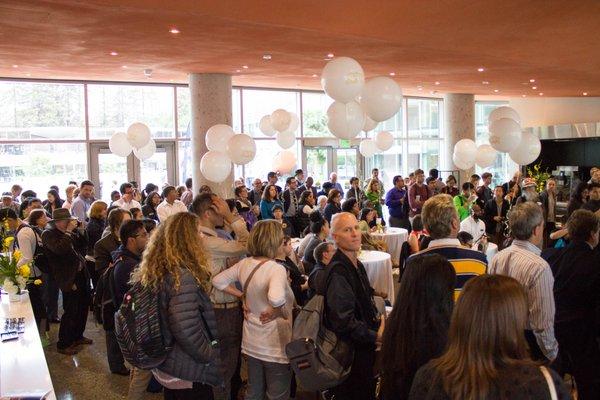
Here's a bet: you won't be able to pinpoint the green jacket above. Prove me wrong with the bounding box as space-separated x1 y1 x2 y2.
453 194 471 221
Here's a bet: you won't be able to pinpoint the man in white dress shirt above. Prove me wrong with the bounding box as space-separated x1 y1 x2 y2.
156 185 187 223
112 182 141 211
459 203 486 244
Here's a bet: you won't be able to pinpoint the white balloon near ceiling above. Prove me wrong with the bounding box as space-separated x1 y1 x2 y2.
359 139 378 157
453 139 478 165
374 131 394 151
206 124 235 152
489 118 522 153
320 57 365 103
109 131 133 157
227 134 256 165
133 138 156 161
126 122 152 149
270 109 291 132
363 116 378 132
326 100 365 139
453 152 475 170
360 77 403 122
276 130 296 149
272 150 297 174
259 115 277 137
488 106 521 125
475 144 498 168
509 131 541 165
200 151 232 182
284 112 300 134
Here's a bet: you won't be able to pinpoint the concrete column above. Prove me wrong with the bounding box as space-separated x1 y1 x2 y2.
444 93 475 184
189 73 233 199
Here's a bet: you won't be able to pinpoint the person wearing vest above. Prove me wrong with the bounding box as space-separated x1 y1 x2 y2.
282 176 300 236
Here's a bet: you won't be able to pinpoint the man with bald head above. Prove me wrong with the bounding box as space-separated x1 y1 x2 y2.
320 212 384 400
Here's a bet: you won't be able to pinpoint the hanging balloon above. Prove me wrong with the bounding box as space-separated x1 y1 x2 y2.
360 77 403 122
126 122 152 149
374 131 394 151
326 100 365 139
363 116 378 132
283 112 300 134
109 132 133 157
475 144 497 168
489 118 522 153
270 109 291 132
272 150 297 174
276 130 295 149
359 139 378 157
453 152 474 170
259 115 277 137
206 124 235 152
133 138 156 161
488 106 520 125
200 151 232 182
508 131 541 165
453 139 478 165
226 134 256 165
320 57 365 103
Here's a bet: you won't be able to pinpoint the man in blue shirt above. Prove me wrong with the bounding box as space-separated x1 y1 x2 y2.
70 180 95 224
385 175 410 230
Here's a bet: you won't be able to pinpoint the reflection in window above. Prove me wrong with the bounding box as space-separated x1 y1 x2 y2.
0 81 85 140
0 143 87 197
88 84 175 139
242 90 300 137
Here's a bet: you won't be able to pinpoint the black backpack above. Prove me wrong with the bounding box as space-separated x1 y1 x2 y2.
93 265 118 330
15 225 51 274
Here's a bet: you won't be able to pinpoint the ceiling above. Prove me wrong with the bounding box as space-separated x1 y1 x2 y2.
0 0 599 97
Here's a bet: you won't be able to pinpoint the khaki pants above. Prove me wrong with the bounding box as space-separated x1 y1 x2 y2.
128 367 152 400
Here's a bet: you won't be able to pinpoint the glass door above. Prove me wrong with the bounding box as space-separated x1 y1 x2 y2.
305 147 331 187
135 142 176 191
304 146 359 190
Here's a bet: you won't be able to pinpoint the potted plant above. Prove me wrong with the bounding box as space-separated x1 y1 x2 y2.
0 222 41 301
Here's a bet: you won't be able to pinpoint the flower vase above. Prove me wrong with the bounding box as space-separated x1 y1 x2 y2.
8 291 21 302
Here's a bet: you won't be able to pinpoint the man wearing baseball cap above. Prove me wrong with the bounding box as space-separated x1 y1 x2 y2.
41 208 90 355
1 192 19 214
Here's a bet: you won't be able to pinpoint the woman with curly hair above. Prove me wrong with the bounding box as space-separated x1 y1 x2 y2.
366 179 385 225
130 212 222 399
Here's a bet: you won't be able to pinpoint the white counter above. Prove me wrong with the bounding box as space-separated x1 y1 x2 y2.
0 291 56 399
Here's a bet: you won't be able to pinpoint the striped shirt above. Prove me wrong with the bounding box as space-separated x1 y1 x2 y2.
489 239 558 361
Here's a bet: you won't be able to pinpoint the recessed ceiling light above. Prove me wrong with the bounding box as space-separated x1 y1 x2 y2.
110 51 118 56
12 64 18 68
482 81 489 85
242 65 249 69
522 94 526 97
532 86 537 90
121 65 127 69
477 67 485 72
262 54 272 60
529 79 535 83
583 92 588 96
236 69 241 73
312 74 318 78
169 28 180 34
327 53 334 58
539 92 544 96
389 72 395 76
434 81 440 85
494 89 499 93
417 86 423 91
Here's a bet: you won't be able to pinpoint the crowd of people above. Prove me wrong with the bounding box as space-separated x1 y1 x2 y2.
1 164 599 400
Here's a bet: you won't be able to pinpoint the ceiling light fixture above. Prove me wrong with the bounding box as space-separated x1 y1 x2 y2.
583 92 588 96
169 28 180 34
539 92 544 96
327 53 334 58
110 51 118 56
242 65 249 69
236 69 241 73
262 54 272 60
434 81 440 85
25 73 31 77
12 64 18 68
529 79 535 83
482 81 489 85
417 86 423 91
312 74 318 78
532 86 537 90
477 67 485 72
494 89 499 93
522 94 526 97
121 65 127 69
389 72 395 76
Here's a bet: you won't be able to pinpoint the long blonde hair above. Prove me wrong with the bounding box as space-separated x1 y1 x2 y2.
131 212 211 291
431 274 531 400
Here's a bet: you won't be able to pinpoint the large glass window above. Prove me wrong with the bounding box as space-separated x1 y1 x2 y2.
242 89 300 137
88 84 175 139
177 88 241 138
243 139 301 186
0 81 85 140
302 92 332 137
407 99 441 138
178 140 192 186
365 141 403 189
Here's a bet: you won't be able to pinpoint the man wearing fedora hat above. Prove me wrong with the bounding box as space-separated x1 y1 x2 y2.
42 208 91 355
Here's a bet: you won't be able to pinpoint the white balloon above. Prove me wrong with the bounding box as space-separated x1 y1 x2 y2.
374 131 394 151
363 116 378 132
272 150 297 174
326 101 365 139
276 130 295 149
226 134 256 165
206 124 235 152
126 122 151 149
259 115 276 137
453 152 474 170
360 77 403 122
359 139 378 157
270 109 291 132
509 131 541 165
320 57 365 103
200 151 232 183
453 139 477 165
283 112 300 133
475 144 498 168
488 106 520 125
109 132 133 157
133 139 156 161
489 118 522 153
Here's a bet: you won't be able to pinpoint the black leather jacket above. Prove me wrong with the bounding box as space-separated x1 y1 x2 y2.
41 223 88 292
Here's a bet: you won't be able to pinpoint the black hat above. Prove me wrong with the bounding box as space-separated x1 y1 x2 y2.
50 208 77 222
0 208 18 220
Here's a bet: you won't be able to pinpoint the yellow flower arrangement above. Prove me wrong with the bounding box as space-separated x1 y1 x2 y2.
19 264 30 278
13 249 22 262
34 279 42 286
0 221 40 294
2 236 14 252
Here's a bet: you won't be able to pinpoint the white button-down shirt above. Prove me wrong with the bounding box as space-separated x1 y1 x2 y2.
112 198 141 212
460 216 486 243
156 199 188 222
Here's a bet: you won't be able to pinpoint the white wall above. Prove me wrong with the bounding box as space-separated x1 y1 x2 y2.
509 97 600 128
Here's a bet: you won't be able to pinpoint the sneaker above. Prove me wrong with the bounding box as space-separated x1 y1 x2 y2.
57 345 79 355
73 336 93 345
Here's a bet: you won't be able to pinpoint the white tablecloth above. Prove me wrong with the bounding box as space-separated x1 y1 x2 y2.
359 250 395 304
0 291 56 399
371 227 408 266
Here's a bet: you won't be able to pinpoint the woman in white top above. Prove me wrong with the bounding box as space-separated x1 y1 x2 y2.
213 219 294 400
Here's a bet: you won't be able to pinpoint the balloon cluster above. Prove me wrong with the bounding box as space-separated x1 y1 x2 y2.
258 109 300 150
452 106 541 170
200 125 257 183
109 122 156 161
320 57 402 156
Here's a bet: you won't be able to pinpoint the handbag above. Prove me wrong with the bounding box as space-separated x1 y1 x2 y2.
539 365 558 400
240 259 268 310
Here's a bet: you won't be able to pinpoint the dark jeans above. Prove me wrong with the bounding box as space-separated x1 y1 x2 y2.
212 306 243 400
27 280 47 332
43 272 60 320
57 270 90 349
106 329 127 372
555 321 600 400
388 216 411 232
164 382 214 400
330 345 376 400
245 356 291 400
